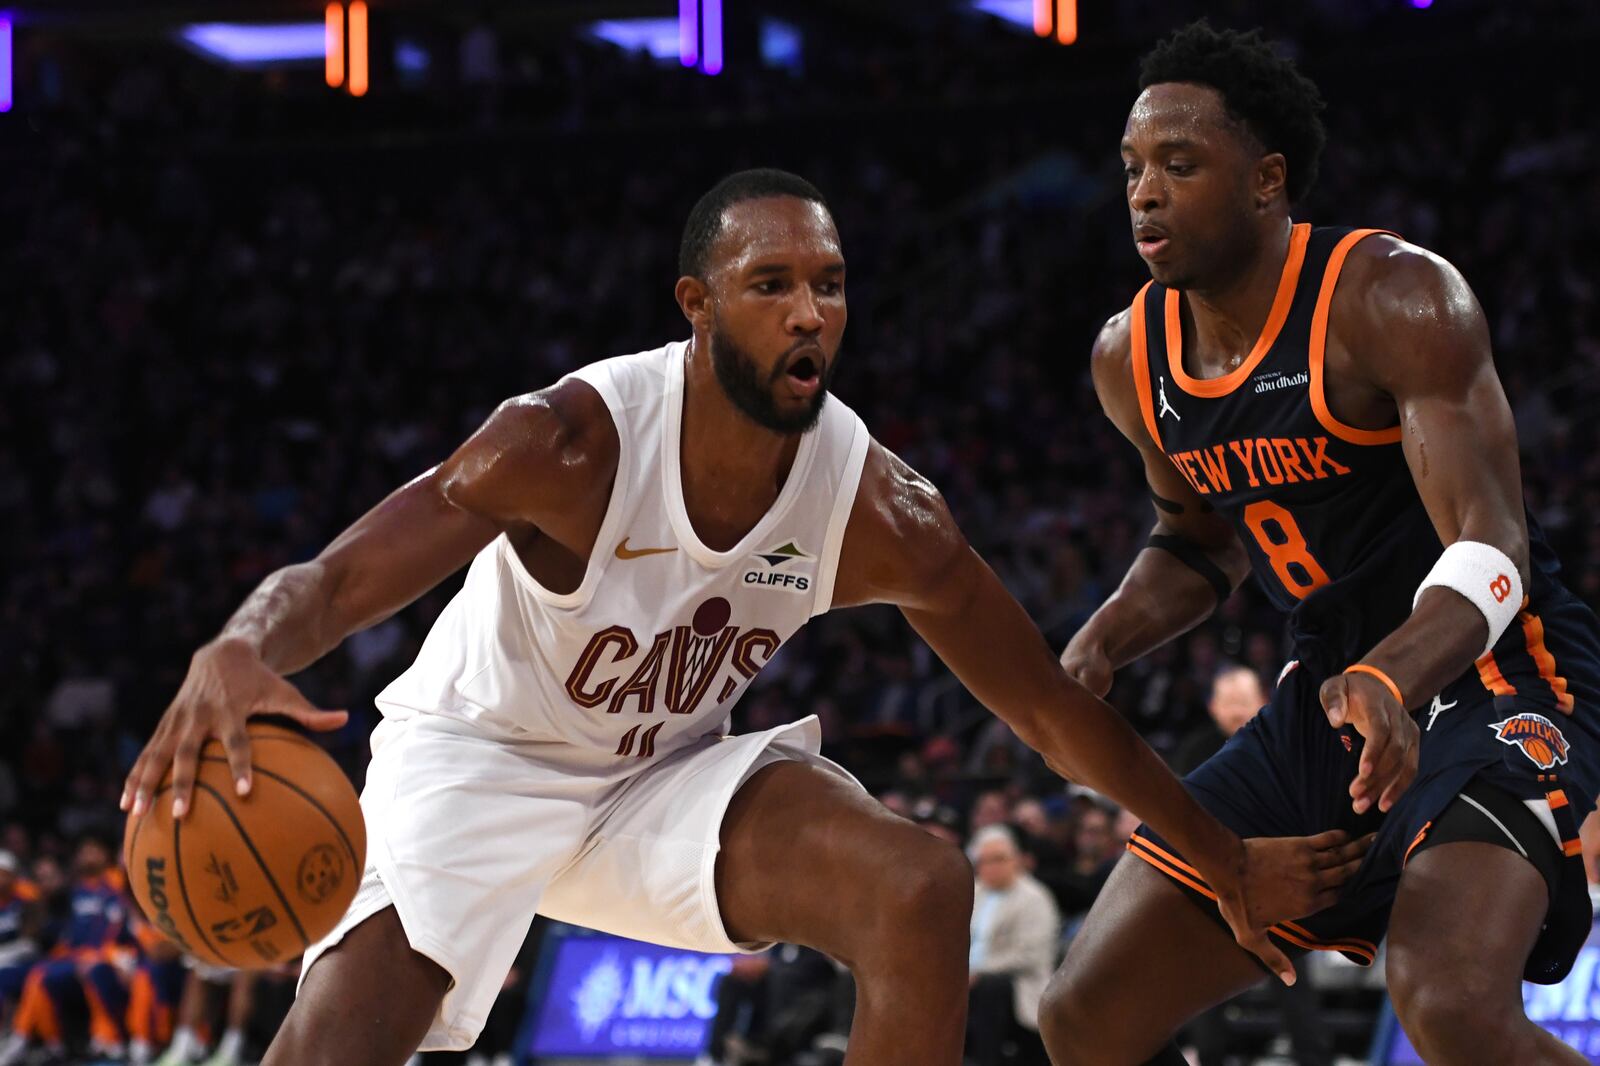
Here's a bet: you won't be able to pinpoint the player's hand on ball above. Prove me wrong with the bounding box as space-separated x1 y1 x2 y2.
120 637 347 820
1320 671 1419 814
1212 830 1374 986
1059 638 1114 698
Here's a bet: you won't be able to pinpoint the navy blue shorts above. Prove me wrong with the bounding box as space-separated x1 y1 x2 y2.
1132 592 1600 983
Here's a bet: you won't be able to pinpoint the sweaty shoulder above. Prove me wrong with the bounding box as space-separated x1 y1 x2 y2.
831 439 967 611
1332 236 1485 354
438 376 620 529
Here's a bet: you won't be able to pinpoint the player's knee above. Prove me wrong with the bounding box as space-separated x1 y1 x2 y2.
867 833 971 945
1388 949 1519 1062
1037 966 1096 1063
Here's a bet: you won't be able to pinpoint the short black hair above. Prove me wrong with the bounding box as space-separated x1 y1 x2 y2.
679 168 830 279
1139 21 1327 203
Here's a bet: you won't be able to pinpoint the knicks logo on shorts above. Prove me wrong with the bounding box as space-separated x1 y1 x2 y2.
1489 712 1570 770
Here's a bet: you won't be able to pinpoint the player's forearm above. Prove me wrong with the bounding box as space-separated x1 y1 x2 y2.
1356 587 1502 709
1071 545 1237 670
215 561 344 675
1356 516 1530 707
1015 679 1240 880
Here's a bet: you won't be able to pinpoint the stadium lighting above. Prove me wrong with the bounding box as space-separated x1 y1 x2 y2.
678 0 698 68
325 4 343 87
701 0 722 75
0 18 11 114
348 0 367 97
180 23 326 65
589 19 682 62
966 0 1036 33
971 0 1074 43
325 3 343 88
1055 0 1077 43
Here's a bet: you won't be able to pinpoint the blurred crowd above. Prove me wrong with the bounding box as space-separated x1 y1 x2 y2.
2 1 1598 1062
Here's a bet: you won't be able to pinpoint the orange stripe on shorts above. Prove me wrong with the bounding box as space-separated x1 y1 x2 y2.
1521 611 1576 714
1475 652 1517 697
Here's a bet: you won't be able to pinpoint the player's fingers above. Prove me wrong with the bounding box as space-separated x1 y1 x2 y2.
1242 932 1296 987
1317 832 1377 867
1378 758 1418 813
170 733 203 820
127 735 173 818
1315 852 1368 892
219 718 254 797
121 753 145 813
264 676 348 731
1355 715 1391 782
1309 886 1344 913
1352 730 1390 800
1320 676 1348 729
290 707 349 732
1304 828 1352 852
1370 742 1414 813
1355 739 1404 814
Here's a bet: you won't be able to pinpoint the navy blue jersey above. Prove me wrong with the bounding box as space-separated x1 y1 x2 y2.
1130 223 1588 712
1122 223 1600 981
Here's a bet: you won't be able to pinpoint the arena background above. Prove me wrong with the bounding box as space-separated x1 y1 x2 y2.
1 0 1597 1063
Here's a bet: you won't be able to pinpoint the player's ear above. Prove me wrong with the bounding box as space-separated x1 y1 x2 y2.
1256 152 1288 211
675 274 712 330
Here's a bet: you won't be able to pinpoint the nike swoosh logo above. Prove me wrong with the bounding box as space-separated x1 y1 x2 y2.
615 538 677 561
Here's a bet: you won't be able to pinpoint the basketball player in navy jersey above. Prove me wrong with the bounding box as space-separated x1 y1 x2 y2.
120 169 1361 1066
1042 23 1600 1066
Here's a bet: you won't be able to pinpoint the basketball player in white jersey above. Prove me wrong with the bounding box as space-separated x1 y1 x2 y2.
122 169 1367 1065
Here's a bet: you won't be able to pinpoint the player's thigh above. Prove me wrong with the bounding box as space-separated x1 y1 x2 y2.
1041 854 1267 1062
1386 841 1545 1019
265 906 449 1066
714 759 972 963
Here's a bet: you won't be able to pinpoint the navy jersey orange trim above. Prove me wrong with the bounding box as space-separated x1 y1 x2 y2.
1166 222 1312 399
1129 280 1162 451
1307 228 1403 446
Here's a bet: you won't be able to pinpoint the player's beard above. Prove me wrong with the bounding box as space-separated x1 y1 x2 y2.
709 322 831 434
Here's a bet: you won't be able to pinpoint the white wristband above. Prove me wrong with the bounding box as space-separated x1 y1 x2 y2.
1413 540 1523 657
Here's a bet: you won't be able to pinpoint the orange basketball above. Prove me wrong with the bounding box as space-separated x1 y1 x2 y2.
1525 738 1553 767
123 721 365 969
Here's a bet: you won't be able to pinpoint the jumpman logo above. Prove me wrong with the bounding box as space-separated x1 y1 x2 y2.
1427 695 1457 731
1157 376 1181 421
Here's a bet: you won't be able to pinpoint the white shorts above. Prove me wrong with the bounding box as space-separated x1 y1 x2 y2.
298 712 861 1052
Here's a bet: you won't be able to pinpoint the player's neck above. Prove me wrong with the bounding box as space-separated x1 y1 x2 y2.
1182 218 1294 368
679 341 803 518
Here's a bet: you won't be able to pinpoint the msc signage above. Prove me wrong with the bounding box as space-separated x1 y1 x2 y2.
525 931 733 1058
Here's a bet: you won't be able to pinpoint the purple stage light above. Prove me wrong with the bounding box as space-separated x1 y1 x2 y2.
1411 0 1433 7
701 0 722 75
679 0 698 68
181 23 326 65
587 19 682 62
969 0 1037 32
0 18 11 113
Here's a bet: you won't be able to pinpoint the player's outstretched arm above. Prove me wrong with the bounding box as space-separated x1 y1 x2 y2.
1320 239 1532 815
833 442 1370 985
1059 312 1252 695
122 379 617 821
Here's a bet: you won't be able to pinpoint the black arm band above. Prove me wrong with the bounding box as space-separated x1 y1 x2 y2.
1146 533 1233 606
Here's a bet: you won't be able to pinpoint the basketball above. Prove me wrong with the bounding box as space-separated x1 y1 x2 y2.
122 721 365 970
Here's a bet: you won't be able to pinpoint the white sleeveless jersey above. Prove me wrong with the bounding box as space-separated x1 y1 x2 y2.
374 340 871 774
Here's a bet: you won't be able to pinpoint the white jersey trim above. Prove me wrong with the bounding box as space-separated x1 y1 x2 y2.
497 374 634 612
810 420 870 617
661 342 825 570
